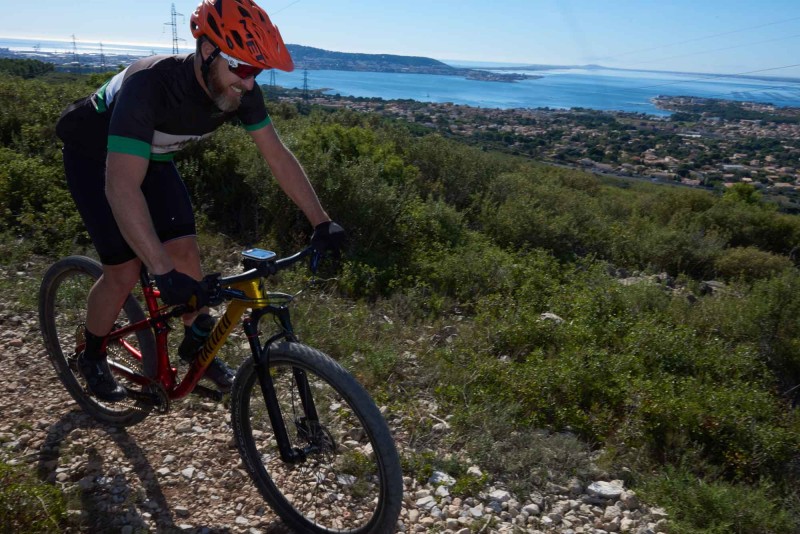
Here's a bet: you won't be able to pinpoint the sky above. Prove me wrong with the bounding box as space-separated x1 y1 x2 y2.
2 0 800 77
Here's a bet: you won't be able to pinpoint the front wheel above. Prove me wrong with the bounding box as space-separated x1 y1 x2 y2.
231 342 403 533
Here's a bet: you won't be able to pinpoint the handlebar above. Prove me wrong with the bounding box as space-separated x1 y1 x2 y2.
203 246 319 307
217 246 316 287
161 247 320 315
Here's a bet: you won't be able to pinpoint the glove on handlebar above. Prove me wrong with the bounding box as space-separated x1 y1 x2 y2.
310 221 346 255
154 269 207 308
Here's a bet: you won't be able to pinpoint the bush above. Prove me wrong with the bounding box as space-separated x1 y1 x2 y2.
0 148 85 254
0 461 66 533
640 467 799 534
714 246 794 282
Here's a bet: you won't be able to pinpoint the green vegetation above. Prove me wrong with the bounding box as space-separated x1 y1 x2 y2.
0 461 66 533
0 58 54 78
663 96 800 124
0 59 798 532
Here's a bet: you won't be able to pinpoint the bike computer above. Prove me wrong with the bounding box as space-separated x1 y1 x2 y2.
242 248 277 262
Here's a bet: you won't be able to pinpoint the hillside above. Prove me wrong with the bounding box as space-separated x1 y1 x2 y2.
0 63 798 533
286 44 536 82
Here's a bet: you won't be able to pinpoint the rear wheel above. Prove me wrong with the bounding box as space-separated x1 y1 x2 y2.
231 342 403 533
38 256 156 426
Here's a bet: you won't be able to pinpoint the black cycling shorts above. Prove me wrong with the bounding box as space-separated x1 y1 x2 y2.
63 146 196 265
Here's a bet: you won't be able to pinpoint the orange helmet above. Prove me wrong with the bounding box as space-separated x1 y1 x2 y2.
190 0 294 72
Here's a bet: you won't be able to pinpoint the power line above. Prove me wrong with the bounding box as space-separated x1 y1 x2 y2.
607 15 800 60
626 32 800 68
631 63 800 92
271 0 301 16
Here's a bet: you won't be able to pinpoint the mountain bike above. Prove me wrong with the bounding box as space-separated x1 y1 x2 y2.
38 247 403 534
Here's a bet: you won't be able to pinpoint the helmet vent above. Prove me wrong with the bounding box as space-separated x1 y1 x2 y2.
206 15 223 39
230 30 244 49
237 6 252 19
225 36 235 49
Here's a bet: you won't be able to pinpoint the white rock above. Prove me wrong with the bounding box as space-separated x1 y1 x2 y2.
604 505 623 521
650 507 669 521
522 503 541 515
489 489 512 503
175 421 192 433
415 495 436 510
466 465 483 477
429 471 456 486
588 480 625 500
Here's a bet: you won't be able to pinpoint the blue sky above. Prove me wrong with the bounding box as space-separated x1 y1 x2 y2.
2 0 800 76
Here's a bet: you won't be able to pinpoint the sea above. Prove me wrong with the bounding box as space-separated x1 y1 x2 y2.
4 37 800 116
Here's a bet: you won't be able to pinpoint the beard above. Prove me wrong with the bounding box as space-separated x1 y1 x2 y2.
207 65 242 112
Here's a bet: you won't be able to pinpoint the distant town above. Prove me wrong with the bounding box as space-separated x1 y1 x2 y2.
3 42 799 212
281 89 800 212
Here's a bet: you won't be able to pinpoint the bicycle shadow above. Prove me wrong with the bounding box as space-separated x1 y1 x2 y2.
35 409 239 533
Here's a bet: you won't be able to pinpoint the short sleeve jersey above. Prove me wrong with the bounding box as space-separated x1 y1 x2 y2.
56 53 271 161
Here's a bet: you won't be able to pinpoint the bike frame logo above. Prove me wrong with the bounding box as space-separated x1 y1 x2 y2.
198 313 234 367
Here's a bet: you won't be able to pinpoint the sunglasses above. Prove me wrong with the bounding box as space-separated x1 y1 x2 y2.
219 51 263 79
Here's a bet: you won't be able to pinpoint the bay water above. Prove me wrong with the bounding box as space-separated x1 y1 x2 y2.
3 37 800 115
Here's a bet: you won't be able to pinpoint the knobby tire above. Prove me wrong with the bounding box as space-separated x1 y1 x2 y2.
231 342 403 534
38 256 156 426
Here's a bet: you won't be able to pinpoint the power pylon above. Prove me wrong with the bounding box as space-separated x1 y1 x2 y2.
164 4 186 54
71 34 80 72
302 69 309 102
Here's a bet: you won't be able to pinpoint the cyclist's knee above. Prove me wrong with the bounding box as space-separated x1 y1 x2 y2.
165 237 202 278
100 261 141 295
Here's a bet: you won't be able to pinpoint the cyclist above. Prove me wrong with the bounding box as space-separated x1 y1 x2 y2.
55 0 344 402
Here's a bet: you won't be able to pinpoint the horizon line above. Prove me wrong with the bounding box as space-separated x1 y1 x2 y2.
2 34 799 82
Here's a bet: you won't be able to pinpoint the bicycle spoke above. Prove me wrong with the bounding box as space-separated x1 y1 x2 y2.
233 344 402 534
39 257 155 426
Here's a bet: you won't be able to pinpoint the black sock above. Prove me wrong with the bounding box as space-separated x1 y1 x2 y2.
84 328 107 360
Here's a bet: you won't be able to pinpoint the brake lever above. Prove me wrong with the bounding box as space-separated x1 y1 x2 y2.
201 273 223 307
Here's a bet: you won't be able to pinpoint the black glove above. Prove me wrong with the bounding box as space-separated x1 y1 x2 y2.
310 221 346 255
154 269 206 308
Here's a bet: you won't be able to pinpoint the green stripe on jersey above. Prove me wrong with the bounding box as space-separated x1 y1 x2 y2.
107 136 151 159
243 115 272 132
93 80 110 113
150 153 175 162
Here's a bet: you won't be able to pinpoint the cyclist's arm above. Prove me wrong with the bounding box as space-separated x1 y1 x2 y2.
249 124 330 227
105 151 174 274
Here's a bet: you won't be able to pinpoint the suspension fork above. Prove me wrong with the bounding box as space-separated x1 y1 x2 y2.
245 305 321 464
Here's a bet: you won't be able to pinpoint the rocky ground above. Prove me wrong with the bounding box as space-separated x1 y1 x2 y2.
0 264 671 534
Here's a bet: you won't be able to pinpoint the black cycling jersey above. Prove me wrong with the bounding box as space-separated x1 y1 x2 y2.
56 52 272 265
56 53 271 160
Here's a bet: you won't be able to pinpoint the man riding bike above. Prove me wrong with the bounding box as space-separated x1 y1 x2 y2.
55 0 344 402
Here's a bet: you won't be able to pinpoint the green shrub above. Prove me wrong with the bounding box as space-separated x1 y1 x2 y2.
0 461 66 533
714 246 794 282
0 148 85 254
640 467 799 534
